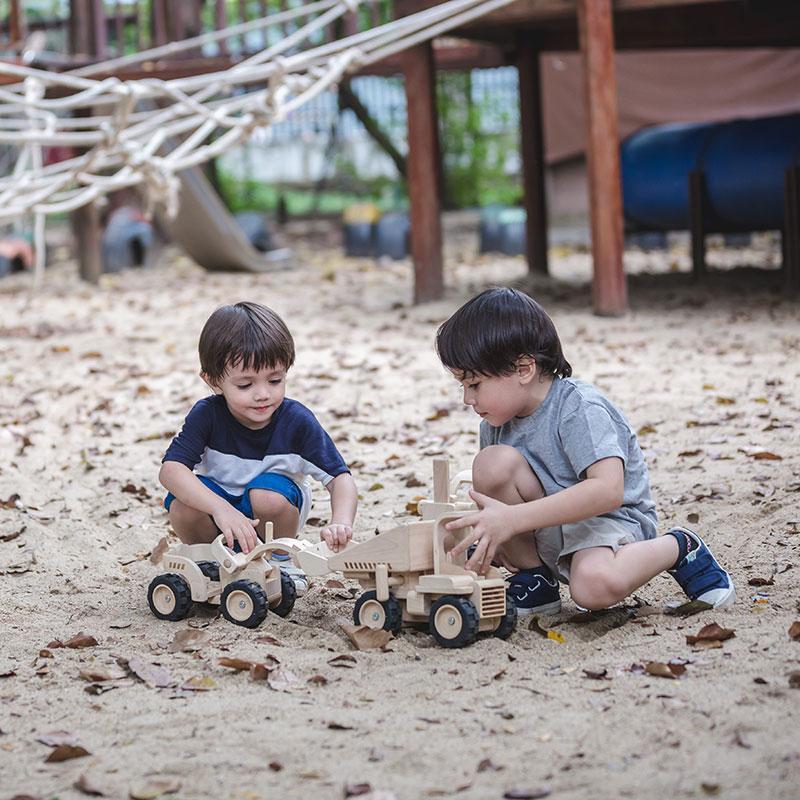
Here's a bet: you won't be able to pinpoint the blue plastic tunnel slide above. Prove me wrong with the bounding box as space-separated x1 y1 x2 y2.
621 112 800 233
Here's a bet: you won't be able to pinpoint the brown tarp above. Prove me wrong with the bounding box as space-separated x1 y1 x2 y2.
541 48 800 163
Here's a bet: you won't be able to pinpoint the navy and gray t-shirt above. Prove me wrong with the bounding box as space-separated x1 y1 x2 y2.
163 394 349 526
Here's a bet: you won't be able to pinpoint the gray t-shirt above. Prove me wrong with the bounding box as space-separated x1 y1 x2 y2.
479 377 657 539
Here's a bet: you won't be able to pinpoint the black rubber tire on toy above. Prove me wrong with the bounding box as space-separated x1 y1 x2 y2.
147 573 193 621
270 570 297 618
196 561 220 582
429 595 479 648
353 590 402 634
493 594 519 640
220 579 269 628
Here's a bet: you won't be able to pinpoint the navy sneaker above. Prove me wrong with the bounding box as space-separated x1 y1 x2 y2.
506 566 561 616
667 527 736 608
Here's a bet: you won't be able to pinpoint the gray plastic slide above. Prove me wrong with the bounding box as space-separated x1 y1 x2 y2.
160 167 291 272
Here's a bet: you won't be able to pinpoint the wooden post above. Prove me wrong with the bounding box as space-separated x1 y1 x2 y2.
9 0 26 47
516 39 548 275
403 42 444 303
784 165 800 296
689 169 708 280
69 0 107 283
577 0 626 316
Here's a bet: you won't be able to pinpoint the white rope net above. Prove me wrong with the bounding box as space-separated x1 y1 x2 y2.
0 0 519 222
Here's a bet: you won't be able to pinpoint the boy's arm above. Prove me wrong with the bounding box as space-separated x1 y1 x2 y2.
448 457 624 574
320 472 358 552
159 461 260 553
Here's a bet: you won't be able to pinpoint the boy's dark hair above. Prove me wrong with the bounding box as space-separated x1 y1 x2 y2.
199 301 295 382
435 287 572 378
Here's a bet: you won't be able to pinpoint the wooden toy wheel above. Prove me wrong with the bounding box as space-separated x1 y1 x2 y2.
353 590 402 634
147 574 193 621
493 595 518 640
221 579 269 628
269 570 297 618
429 595 479 648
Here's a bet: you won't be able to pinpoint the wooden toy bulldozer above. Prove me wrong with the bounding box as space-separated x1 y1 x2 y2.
326 459 517 648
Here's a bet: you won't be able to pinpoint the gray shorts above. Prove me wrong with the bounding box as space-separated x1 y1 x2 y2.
535 516 651 583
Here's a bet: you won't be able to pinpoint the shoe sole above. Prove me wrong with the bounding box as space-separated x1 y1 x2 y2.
514 599 562 616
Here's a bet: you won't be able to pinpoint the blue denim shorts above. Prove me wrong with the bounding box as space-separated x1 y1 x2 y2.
164 472 303 518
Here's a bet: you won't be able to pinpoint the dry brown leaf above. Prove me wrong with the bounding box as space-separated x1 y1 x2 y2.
789 621 800 640
63 633 98 649
149 537 169 565
45 744 91 762
308 674 328 686
686 622 736 645
328 654 357 667
167 628 211 653
218 657 254 672
79 666 127 682
788 671 800 689
503 788 551 799
249 663 271 681
644 661 686 679
180 676 217 691
341 623 392 651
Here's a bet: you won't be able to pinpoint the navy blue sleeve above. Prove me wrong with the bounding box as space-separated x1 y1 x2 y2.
162 399 213 469
292 406 350 481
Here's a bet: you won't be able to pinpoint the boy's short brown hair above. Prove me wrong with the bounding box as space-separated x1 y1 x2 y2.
199 301 295 382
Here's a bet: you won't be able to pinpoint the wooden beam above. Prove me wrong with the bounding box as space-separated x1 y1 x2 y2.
9 0 26 47
403 42 444 303
578 0 627 316
516 39 548 275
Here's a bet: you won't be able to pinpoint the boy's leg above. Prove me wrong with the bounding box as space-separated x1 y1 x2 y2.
472 444 545 570
473 445 561 615
248 489 300 539
569 527 735 610
168 499 219 545
569 537 679 610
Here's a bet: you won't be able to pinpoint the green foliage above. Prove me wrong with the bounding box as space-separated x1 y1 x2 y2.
435 71 520 208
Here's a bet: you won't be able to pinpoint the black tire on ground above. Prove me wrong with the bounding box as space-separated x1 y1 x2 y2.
196 561 220 582
429 595 479 648
220 579 269 628
353 590 402 634
270 570 297 618
493 595 518 640
147 573 193 621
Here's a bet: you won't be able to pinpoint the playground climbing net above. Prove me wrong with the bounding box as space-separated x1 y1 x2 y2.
0 0 519 279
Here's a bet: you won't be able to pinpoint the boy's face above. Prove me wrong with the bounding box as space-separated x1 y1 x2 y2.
204 361 287 430
451 360 536 427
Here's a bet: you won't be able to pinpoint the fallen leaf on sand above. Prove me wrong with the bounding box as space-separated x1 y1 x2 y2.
645 661 687 679
79 666 127 682
47 633 98 649
129 777 181 799
250 663 271 681
180 676 217 691
788 621 800 640
267 667 300 692
528 617 565 643
127 657 174 688
74 773 107 796
789 671 800 689
168 628 211 653
149 537 169 565
308 674 328 686
328 654 357 667
218 657 255 672
686 622 735 646
665 600 713 618
341 624 392 651
45 744 91 762
344 784 372 797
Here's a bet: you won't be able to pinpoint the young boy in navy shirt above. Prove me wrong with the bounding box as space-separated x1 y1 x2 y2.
160 302 357 578
436 287 735 615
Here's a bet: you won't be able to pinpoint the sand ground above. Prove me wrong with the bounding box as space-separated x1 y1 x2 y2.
1 220 799 800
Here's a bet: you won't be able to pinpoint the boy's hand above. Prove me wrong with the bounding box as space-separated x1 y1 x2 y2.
446 490 516 575
211 504 260 554
321 523 352 552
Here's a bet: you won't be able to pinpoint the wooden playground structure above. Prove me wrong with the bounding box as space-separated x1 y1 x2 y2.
1 0 799 312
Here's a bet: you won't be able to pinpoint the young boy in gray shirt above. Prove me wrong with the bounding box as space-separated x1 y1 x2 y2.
436 287 735 615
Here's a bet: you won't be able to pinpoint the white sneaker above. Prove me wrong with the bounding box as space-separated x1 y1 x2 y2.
269 555 308 596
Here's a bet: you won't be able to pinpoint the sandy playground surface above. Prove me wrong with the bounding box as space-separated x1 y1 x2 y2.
0 219 799 800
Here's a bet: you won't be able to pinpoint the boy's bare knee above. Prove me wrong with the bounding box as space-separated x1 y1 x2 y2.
249 489 295 518
570 562 630 610
473 445 525 492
